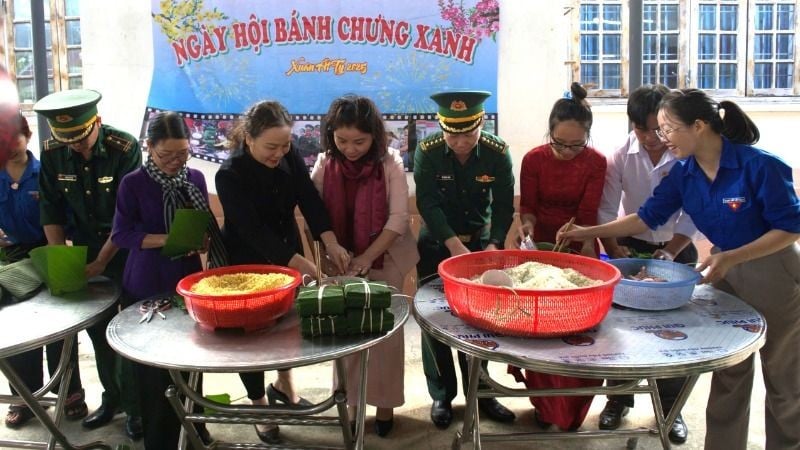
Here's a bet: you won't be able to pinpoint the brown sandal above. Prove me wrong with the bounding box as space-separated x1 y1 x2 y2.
64 390 88 421
5 405 34 429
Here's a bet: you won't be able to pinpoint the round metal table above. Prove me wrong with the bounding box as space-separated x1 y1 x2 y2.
107 294 409 450
414 277 765 449
0 279 120 450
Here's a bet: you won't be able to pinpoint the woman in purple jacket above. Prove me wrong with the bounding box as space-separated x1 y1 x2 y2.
111 111 221 448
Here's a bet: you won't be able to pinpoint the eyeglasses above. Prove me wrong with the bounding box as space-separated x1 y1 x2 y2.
654 125 684 141
152 149 192 164
549 138 587 153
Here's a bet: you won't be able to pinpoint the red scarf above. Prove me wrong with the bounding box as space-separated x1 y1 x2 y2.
323 156 388 269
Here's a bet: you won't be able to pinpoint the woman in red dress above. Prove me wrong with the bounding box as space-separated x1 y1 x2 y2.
509 82 607 431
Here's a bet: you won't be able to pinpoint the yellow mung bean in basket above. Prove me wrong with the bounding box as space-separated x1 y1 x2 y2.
191 272 294 295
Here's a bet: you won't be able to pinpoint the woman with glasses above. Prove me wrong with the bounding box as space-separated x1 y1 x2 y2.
310 95 419 437
559 89 800 449
215 101 349 444
111 111 218 447
516 82 606 257
509 82 606 432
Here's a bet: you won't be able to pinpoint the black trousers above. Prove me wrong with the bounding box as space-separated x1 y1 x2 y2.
135 362 207 450
606 237 698 413
417 231 492 402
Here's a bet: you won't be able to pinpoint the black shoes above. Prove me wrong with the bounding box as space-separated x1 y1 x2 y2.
266 383 312 407
598 400 687 443
430 400 453 429
124 415 143 440
374 418 394 437
430 398 514 428
598 400 630 430
669 414 688 444
477 398 515 423
81 401 119 429
255 424 281 444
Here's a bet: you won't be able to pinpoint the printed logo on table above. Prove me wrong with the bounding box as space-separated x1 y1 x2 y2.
465 339 499 350
733 323 763 333
562 334 595 346
722 196 746 212
647 329 688 340
690 296 718 306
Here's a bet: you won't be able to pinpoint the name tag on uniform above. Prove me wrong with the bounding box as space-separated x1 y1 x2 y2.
722 196 746 212
436 174 454 181
97 176 114 184
57 174 77 182
475 174 495 183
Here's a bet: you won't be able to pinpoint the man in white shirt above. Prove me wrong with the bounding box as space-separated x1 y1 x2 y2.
596 84 698 444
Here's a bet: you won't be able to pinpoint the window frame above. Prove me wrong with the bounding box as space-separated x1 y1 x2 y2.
745 0 800 96
688 0 749 96
641 1 688 89
4 0 82 109
572 0 800 97
571 0 630 97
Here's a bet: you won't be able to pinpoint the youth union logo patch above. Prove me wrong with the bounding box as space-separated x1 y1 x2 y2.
722 196 746 212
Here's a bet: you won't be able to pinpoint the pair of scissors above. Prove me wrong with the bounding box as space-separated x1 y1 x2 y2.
138 298 172 323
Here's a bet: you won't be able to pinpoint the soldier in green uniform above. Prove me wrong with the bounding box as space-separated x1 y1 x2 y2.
414 90 516 428
34 89 143 439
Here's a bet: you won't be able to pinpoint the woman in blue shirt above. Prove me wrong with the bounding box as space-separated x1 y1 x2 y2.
1 114 87 428
559 89 800 450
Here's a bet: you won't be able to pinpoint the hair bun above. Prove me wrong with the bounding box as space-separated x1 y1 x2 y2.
570 82 588 102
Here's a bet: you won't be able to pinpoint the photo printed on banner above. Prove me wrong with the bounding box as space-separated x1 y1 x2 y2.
139 109 235 163
385 118 411 171
292 117 322 169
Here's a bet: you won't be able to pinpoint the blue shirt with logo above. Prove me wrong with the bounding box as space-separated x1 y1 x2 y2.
639 138 800 251
0 151 45 245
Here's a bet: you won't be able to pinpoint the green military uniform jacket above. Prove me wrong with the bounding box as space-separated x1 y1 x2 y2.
38 124 142 250
413 130 514 246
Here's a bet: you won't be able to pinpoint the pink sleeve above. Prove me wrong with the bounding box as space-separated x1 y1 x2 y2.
383 149 410 235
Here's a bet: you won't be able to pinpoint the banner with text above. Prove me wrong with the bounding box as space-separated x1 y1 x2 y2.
144 0 499 167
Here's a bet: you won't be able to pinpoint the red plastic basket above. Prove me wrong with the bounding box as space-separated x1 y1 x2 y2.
438 250 621 337
176 264 301 331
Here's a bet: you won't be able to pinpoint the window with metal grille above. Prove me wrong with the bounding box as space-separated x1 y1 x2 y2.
6 0 82 106
579 0 624 92
572 0 799 97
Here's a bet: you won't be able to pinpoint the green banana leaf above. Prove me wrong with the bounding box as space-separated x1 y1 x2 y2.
29 245 87 295
161 209 211 258
0 258 43 300
204 393 231 414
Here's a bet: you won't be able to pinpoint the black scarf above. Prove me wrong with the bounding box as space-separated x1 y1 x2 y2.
143 157 227 268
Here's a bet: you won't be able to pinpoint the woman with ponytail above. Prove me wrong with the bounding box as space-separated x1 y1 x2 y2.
559 89 800 449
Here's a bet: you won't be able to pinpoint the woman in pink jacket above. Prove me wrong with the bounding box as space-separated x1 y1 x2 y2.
310 95 419 437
